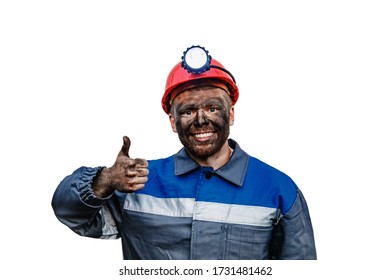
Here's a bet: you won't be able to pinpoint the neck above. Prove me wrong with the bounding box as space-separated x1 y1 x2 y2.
190 141 232 170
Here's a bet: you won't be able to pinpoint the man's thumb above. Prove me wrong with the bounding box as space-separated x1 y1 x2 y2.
119 135 131 157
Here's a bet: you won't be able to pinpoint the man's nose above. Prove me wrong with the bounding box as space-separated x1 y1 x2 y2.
194 110 209 126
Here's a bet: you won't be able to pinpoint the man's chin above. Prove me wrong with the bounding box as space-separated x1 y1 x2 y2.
186 144 219 159
180 134 227 159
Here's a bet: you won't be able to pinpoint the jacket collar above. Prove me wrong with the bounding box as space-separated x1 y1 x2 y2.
174 139 249 187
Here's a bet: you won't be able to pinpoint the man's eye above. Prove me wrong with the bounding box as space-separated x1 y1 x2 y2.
185 110 192 116
209 107 217 113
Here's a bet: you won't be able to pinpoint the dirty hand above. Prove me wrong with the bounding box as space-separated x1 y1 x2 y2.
92 136 149 197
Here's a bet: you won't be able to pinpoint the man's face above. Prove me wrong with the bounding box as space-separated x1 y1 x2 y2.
169 86 234 160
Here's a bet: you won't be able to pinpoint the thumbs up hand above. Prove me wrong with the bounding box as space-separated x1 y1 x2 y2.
92 136 149 198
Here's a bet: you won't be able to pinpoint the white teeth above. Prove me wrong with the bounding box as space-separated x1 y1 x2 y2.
194 132 213 138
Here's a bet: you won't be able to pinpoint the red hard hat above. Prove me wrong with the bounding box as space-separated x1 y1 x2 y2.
161 58 239 114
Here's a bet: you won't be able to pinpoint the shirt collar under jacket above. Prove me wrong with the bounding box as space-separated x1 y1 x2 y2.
174 139 249 187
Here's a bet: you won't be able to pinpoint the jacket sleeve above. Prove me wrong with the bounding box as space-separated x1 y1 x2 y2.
51 166 122 239
269 189 317 260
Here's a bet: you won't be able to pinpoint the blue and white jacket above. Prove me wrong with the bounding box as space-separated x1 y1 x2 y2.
52 139 316 260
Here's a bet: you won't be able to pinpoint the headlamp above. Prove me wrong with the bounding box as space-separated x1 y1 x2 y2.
181 45 211 74
181 45 236 83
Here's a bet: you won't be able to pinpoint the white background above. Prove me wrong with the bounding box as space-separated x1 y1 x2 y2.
1 0 389 279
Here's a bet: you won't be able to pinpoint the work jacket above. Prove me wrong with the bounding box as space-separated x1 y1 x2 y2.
52 139 316 259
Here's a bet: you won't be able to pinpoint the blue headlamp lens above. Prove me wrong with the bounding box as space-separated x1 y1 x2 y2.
181 45 212 74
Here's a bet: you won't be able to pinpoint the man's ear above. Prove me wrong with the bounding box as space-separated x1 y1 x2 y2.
169 114 177 133
229 107 235 126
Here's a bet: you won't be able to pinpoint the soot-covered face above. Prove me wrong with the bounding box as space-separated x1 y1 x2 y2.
169 86 234 160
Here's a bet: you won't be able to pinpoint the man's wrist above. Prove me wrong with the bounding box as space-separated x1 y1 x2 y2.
92 167 114 198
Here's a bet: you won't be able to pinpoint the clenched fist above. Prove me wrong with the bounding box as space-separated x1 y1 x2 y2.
92 136 149 198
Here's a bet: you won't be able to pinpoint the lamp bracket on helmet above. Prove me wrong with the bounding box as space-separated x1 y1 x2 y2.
181 45 236 83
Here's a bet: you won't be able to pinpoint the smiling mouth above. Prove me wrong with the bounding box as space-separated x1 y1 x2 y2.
192 132 215 142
